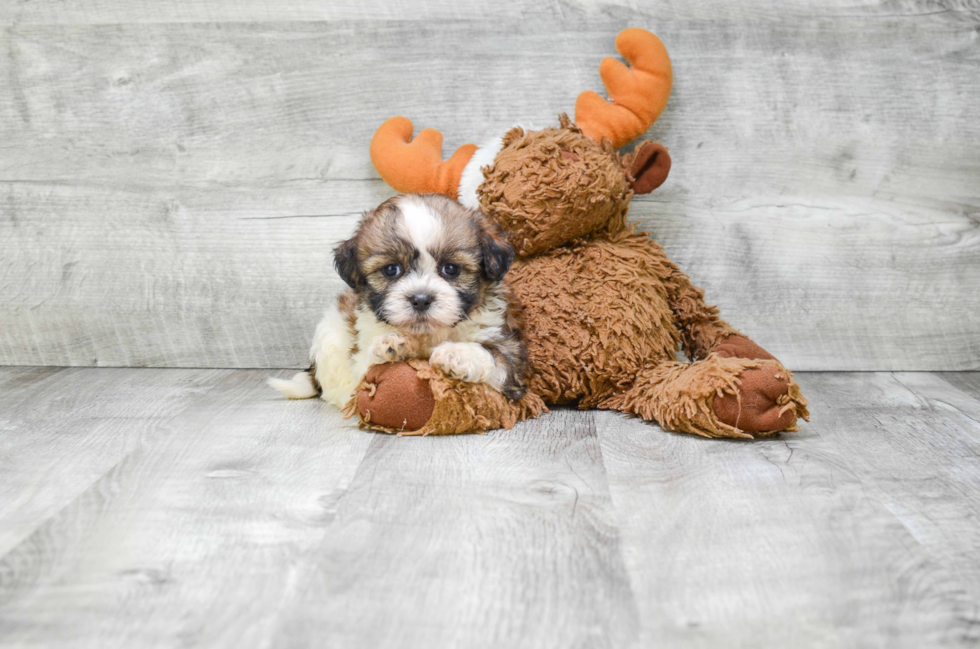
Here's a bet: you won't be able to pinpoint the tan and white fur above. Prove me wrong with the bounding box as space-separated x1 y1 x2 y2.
268 193 528 408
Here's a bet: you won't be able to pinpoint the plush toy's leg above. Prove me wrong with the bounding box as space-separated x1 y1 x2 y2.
600 355 808 439
346 360 546 436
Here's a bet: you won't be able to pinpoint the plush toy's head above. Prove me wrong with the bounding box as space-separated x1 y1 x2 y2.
475 116 670 255
370 28 673 257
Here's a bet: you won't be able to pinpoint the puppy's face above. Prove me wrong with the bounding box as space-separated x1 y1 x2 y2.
334 194 514 334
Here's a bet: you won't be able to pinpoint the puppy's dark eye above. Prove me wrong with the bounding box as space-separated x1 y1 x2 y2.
381 264 402 278
440 263 460 278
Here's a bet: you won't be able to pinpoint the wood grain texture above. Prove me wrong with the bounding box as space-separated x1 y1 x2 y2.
3 0 978 25
1 6 978 370
595 372 980 647
0 0 592 25
275 409 638 649
0 368 373 647
3 368 980 647
0 367 225 556
937 372 980 400
0 182 380 368
801 372 980 644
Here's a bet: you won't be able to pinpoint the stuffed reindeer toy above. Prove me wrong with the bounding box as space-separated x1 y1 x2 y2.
350 27 808 437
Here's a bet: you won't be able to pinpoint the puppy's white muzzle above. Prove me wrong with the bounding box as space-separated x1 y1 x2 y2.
384 271 461 331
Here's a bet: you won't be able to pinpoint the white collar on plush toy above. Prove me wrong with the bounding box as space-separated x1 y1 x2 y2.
457 123 542 211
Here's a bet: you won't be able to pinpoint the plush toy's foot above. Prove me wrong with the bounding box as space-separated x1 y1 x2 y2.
600 355 808 439
350 362 436 431
706 334 809 433
345 360 546 436
713 363 807 434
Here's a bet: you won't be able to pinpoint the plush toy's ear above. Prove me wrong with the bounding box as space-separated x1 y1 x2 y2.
333 237 362 289
629 141 671 194
479 225 515 282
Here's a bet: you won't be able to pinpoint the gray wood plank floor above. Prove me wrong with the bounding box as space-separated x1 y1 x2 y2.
2 368 979 648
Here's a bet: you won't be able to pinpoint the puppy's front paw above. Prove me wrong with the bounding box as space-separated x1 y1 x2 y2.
429 342 494 385
368 333 414 366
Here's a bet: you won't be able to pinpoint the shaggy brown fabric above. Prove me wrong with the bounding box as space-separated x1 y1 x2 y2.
509 228 679 406
660 265 741 361
479 116 633 257
358 113 809 438
510 226 742 405
601 355 808 439
601 354 759 438
349 359 546 436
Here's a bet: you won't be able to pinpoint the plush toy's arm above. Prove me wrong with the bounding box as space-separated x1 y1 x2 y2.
661 263 787 363
660 263 740 361
349 360 545 436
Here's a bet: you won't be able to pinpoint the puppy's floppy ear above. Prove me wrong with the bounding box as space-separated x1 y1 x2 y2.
333 236 362 289
479 221 514 282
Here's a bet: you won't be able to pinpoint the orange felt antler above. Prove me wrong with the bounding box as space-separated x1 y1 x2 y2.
575 28 673 149
370 117 477 198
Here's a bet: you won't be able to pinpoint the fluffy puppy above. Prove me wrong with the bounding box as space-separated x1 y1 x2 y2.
269 193 528 409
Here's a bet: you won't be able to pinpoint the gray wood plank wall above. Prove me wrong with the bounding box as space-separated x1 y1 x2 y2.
1 1 978 370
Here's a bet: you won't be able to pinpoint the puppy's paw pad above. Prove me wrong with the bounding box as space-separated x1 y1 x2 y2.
368 334 412 365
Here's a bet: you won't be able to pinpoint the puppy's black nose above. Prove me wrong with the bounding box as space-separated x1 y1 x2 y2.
409 293 434 312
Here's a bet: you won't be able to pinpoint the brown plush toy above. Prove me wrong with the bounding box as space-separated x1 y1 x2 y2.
351 28 809 438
